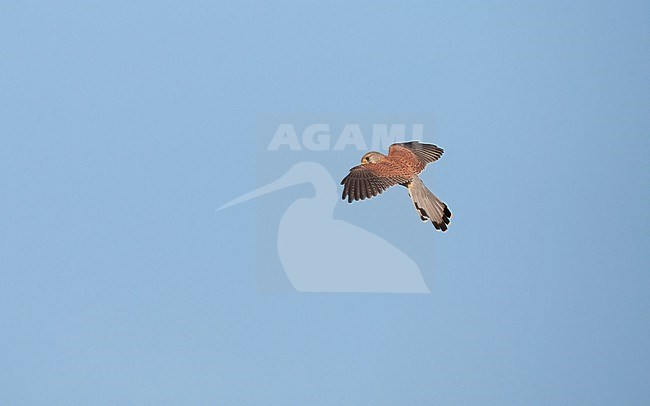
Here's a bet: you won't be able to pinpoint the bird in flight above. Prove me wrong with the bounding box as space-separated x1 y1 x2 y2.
340 141 452 231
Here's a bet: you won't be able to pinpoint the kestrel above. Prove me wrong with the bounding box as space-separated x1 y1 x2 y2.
341 141 452 231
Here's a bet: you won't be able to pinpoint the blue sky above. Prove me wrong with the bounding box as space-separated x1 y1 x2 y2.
1 1 649 404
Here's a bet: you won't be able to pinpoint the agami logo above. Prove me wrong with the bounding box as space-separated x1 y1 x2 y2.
218 117 449 293
267 123 424 151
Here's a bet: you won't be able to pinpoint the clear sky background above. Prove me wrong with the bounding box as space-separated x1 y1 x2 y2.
1 1 649 404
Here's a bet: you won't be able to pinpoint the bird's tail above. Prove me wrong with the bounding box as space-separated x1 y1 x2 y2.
406 176 452 232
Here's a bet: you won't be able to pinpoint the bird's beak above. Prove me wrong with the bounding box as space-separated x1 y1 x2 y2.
216 168 301 211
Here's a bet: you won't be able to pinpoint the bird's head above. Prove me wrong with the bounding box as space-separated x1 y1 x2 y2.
361 151 385 165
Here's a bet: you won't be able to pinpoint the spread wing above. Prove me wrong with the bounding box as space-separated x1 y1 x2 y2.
340 164 410 203
389 141 444 165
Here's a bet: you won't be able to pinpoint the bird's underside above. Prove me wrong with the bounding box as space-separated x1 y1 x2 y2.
340 141 452 231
